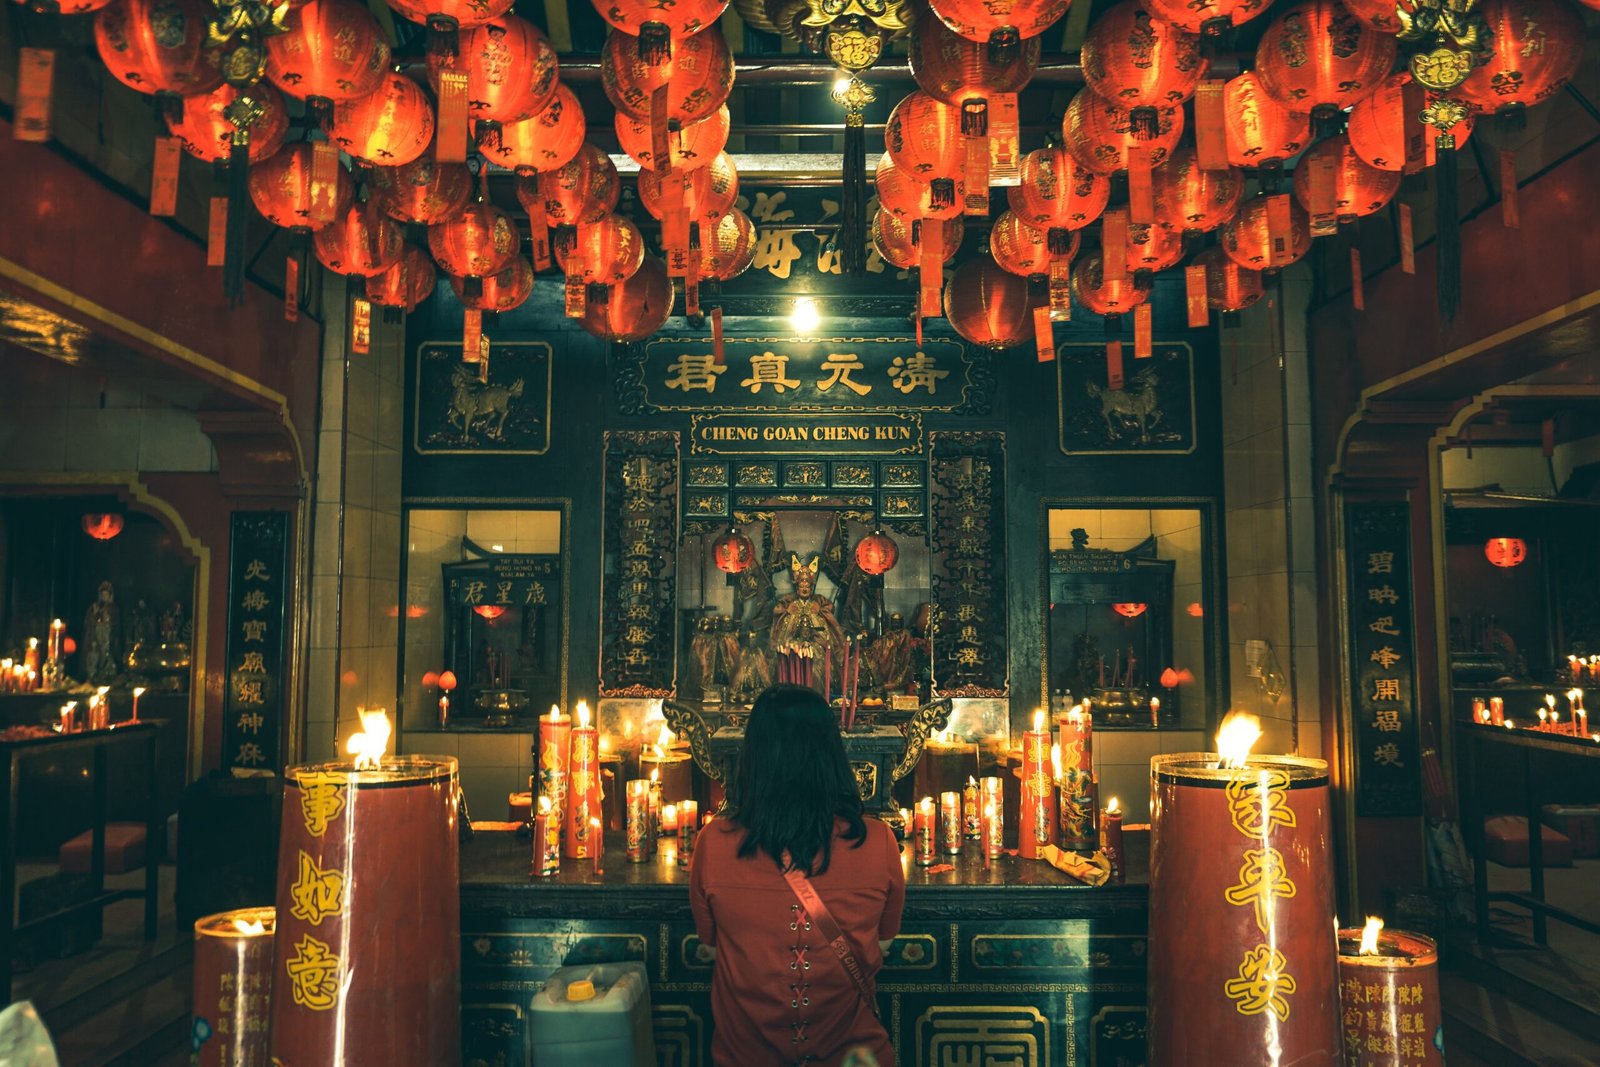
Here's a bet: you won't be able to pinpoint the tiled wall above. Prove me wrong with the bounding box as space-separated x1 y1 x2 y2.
1218 266 1321 758
303 281 404 761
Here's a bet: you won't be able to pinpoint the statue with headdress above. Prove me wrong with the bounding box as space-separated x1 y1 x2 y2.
769 551 847 672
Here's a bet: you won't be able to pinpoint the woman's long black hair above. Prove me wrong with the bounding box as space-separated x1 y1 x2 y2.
731 684 867 876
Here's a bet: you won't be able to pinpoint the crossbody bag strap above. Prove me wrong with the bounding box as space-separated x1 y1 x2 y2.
780 851 878 1017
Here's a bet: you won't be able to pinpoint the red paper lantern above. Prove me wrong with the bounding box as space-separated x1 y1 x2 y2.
313 202 405 277
1007 146 1111 243
1292 133 1400 222
1253 1 1395 121
248 143 354 231
1123 222 1186 279
990 211 1074 278
520 143 620 228
875 152 965 224
438 670 458 691
855 531 900 577
385 0 513 30
1082 2 1208 130
1137 0 1271 36
556 214 646 287
927 0 1071 54
579 256 674 343
872 211 965 271
369 155 473 225
1112 603 1148 618
266 0 390 107
712 527 756 574
1458 0 1583 118
167 83 289 164
1222 71 1312 169
602 27 734 127
698 208 758 281
473 605 508 620
614 104 731 172
450 257 534 312
638 152 739 224
1071 252 1149 316
94 0 223 99
427 201 520 281
908 13 1040 106
1348 74 1473 171
1150 145 1244 236
1342 0 1401 33
1220 194 1312 271
330 73 434 167
1062 88 1184 175
81 513 125 540
367 247 438 311
430 15 560 126
943 259 1033 350
593 0 729 62
1484 537 1528 568
1193 246 1265 312
885 92 965 185
33 0 116 13
477 83 586 175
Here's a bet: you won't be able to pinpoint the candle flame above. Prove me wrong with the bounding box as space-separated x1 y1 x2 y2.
1067 706 1083 725
576 701 591 729
658 723 673 748
1050 743 1062 781
918 795 934 810
1546 693 1556 708
538 795 552 815
1215 711 1262 770
548 704 563 722
1033 708 1045 733
1505 720 1515 729
51 619 62 629
1107 796 1121 815
967 775 977 787
232 918 267 935
132 686 146 698
932 728 948 743
663 803 678 821
1358 916 1384 955
599 735 612 754
650 767 659 784
984 802 996 817
28 638 37 649
346 706 392 770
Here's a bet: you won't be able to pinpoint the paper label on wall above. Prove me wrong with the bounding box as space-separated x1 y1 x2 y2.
14 48 55 144
150 135 182 218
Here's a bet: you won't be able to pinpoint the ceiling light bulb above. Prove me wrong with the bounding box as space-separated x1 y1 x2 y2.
791 297 820 334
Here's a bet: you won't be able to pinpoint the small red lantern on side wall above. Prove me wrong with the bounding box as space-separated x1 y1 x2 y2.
472 605 508 620
1112 602 1148 618
1484 537 1528 568
82 513 126 540
855 530 900 577
712 527 755 575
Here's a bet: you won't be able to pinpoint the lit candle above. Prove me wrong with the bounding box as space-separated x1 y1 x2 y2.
1568 689 1585 737
131 685 145 723
1489 696 1504 726
661 803 680 834
980 776 1004 858
625 780 651 863
939 791 961 855
1150 695 1161 730
23 637 39 679
437 693 450 729
89 687 110 731
192 907 276 1067
1020 709 1055 859
640 724 695 808
591 817 603 876
60 701 77 733
1571 654 1581 682
48 618 63 662
647 769 662 857
533 795 560 876
564 703 600 861
678 800 700 860
914 797 935 867
1471 697 1487 724
1100 796 1124 885
1335 917 1442 1066
1538 706 1549 730
981 802 997 871
1 659 11 694
1057 706 1096 851
539 705 572 840
962 776 980 839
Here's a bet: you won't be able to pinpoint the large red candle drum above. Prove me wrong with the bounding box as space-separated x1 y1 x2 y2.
914 732 979 807
1149 718 1339 1067
564 703 601 860
640 741 695 809
539 705 572 838
1020 710 1057 859
192 906 275 1067
269 712 460 1065
1336 920 1442 1066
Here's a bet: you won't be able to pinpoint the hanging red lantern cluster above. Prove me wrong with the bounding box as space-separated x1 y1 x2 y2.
1193 247 1266 314
428 200 520 284
637 153 740 228
602 27 734 130
873 211 965 271
369 155 473 225
1071 252 1149 317
1008 146 1111 245
595 0 729 62
1457 0 1583 119
248 142 354 231
1139 0 1272 36
1348 73 1474 171
518 144 621 229
990 211 1075 278
909 14 1040 106
427 14 560 128
1220 194 1312 271
928 0 1071 59
615 104 731 173
94 0 223 102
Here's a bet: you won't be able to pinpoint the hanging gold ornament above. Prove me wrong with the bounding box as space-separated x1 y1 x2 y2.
207 0 292 89
1396 0 1490 91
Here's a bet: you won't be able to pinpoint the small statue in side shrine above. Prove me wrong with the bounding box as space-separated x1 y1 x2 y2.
729 624 774 704
769 552 847 680
160 601 190 647
715 615 743 687
687 615 720 695
869 612 918 696
82 580 120 684
125 597 155 662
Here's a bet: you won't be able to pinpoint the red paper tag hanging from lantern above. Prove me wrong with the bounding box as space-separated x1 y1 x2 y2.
1184 263 1209 327
943 260 1034 350
920 219 945 320
855 531 900 577
149 134 181 217
1105 341 1125 389
428 201 520 282
1062 88 1184 176
1348 73 1473 172
266 0 390 108
462 308 483 360
712 527 756 574
1192 79 1228 171
428 15 560 128
369 155 473 225
330 73 435 167
908 14 1040 108
578 256 675 343
308 140 343 226
476 84 587 175
450 257 535 312
927 0 1071 56
1071 252 1149 318
1194 247 1266 314
1398 202 1417 273
697 208 759 281
94 0 223 100
1150 144 1244 238
1126 144 1155 224
1292 134 1400 226
1253 0 1396 124
614 105 731 173
1221 193 1312 272
1484 537 1528 568
1081 2 1208 135
434 69 470 163
1101 208 1129 283
1458 0 1583 119
1140 0 1273 36
1222 71 1313 171
248 143 354 231
368 247 439 313
1133 303 1152 359
167 83 290 165
313 202 406 278
14 47 55 144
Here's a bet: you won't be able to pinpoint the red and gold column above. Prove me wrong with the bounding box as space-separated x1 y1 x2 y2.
1337 919 1443 1066
1020 710 1057 859
539 704 572 841
269 710 460 1065
1149 714 1340 1066
564 702 601 860
1057 706 1096 851
192 907 274 1066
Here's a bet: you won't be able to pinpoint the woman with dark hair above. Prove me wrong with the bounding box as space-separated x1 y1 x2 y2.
690 684 905 1066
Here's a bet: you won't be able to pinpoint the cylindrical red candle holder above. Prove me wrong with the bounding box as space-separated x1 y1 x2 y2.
1020 721 1056 859
599 752 624 833
962 777 981 839
1057 709 1096 850
192 906 275 1066
1336 927 1442 1066
539 709 572 835
626 780 651 863
1488 697 1504 726
678 799 700 858
640 748 695 809
1149 752 1339 1066
980 778 1004 859
914 797 935 866
1100 801 1124 884
532 798 560 877
564 724 601 860
939 791 962 855
270 756 460 1065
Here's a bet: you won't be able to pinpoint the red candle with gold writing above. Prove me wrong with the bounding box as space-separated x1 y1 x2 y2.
914 796 935 867
1020 709 1057 858
1057 706 1096 850
1101 796 1125 885
532 795 560 876
1488 697 1504 726
1336 920 1442 1066
539 704 572 839
1149 715 1339 1066
963 776 981 839
678 799 700 858
980 777 1004 859
626 780 651 863
564 702 600 860
192 907 275 1066
939 791 961 855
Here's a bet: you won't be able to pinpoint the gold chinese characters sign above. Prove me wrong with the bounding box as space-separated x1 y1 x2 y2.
222 511 288 773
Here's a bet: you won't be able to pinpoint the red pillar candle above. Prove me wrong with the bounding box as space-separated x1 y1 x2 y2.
564 703 601 860
647 770 662 857
1020 709 1057 858
980 801 998 871
1057 706 1097 851
1100 796 1124 885
661 804 681 833
963 776 981 839
590 817 604 876
192 906 275 1067
940 791 962 855
914 796 935 867
678 799 700 858
626 780 651 863
24 637 40 677
1336 919 1443 1066
539 704 572 835
270 710 460 1065
980 777 1004 858
532 795 559 876
47 618 63 662
1489 697 1504 726
599 750 625 832
1149 714 1340 1066
640 746 695 808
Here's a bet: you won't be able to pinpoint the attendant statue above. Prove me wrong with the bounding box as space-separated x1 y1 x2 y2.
716 615 743 687
868 612 917 695
687 616 720 695
729 625 774 704
769 553 847 678
125 597 155 662
82 580 120 684
160 601 190 646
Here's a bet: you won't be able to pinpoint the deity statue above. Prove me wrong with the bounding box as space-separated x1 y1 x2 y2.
729 624 774 705
160 601 190 646
716 615 743 687
868 612 917 696
769 552 847 676
687 616 721 696
83 580 120 684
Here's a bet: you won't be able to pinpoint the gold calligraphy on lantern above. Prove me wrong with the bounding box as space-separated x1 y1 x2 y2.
298 771 347 837
288 850 346 925
1224 945 1297 1021
284 934 342 1011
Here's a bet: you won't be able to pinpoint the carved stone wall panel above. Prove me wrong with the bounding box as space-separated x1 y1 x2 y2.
930 431 1008 696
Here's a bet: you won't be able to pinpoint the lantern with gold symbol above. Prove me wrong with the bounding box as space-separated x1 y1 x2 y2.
1008 146 1111 245
713 527 756 576
476 84 587 175
875 152 965 224
1221 71 1312 171
1194 247 1265 315
428 201 520 294
1150 145 1243 238
638 153 740 229
579 257 675 343
556 214 646 316
330 73 435 167
265 0 389 116
521 144 620 228
367 247 438 315
248 142 354 231
312 202 405 278
928 0 1071 61
698 209 759 281
908 14 1038 187
615 105 731 173
872 211 965 271
884 92 965 206
1138 0 1272 37
989 212 1074 278
1062 88 1185 175
943 260 1033 350
1454 0 1581 119
855 530 899 577
1292 133 1400 225
596 0 729 62
1081 2 1208 138
429 15 559 130
1071 252 1149 318
167 83 288 164
449 258 534 313
602 27 734 128
369 155 472 225
94 0 224 105
1220 194 1311 271
1253 0 1395 125
1348 73 1473 171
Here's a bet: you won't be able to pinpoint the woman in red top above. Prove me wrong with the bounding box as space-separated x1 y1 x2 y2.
691 685 906 1067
